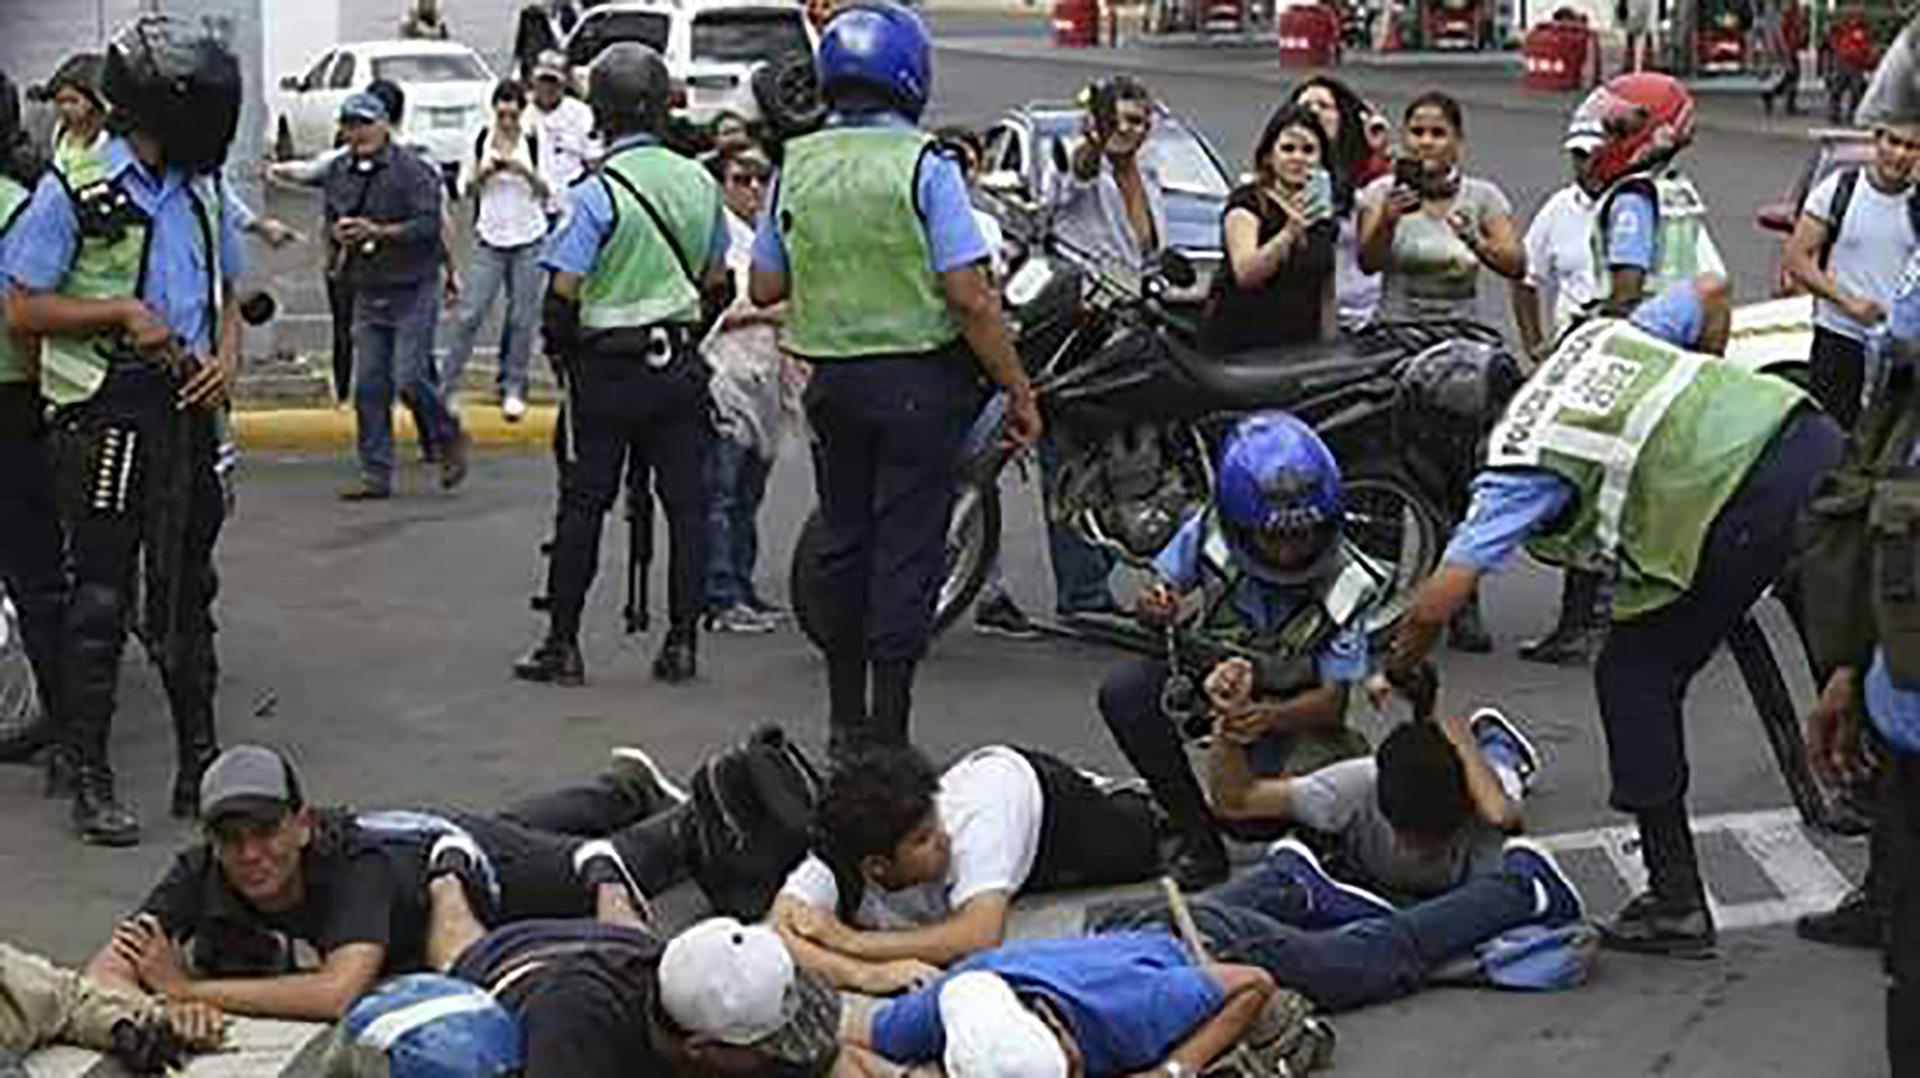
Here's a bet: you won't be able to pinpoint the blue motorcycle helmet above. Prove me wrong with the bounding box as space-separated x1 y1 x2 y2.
816 3 932 121
1215 412 1344 584
322 974 523 1078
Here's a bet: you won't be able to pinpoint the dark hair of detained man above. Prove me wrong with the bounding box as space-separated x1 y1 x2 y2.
4 14 245 847
772 744 1162 994
82 744 698 1023
749 4 1042 754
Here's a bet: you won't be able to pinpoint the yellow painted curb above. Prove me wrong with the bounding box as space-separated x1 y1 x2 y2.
232 404 557 451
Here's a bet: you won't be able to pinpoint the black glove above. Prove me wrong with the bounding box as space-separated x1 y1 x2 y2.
542 289 581 369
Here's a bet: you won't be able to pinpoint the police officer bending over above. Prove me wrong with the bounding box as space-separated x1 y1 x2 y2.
750 4 1041 753
4 16 246 846
516 43 730 687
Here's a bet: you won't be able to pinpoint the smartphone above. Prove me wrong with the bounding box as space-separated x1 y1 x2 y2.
1304 167 1334 223
1392 156 1425 195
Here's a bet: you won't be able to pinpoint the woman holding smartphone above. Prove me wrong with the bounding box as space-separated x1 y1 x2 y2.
1201 103 1338 353
1357 92 1525 328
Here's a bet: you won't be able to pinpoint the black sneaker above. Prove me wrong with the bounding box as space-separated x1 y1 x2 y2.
1796 887 1886 950
609 745 690 809
1517 624 1603 666
1600 891 1717 959
514 638 585 686
429 831 500 924
338 481 393 502
974 594 1041 640
572 838 653 922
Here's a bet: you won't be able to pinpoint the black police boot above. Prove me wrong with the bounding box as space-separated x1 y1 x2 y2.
826 652 871 761
652 625 698 684
1446 591 1494 653
1797 885 1888 949
869 660 916 748
514 636 586 686
73 760 140 847
1519 570 1606 666
1601 803 1715 958
164 642 221 820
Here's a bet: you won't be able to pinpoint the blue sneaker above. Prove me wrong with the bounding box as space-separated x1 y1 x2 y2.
1471 707 1540 793
1502 839 1584 927
1263 838 1396 929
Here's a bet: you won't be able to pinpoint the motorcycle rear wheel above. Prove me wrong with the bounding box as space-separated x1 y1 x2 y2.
0 592 39 744
791 478 1004 654
1341 466 1445 641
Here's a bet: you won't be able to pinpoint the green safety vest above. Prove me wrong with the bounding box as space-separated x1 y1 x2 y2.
0 177 32 386
1485 318 1806 619
579 146 720 330
1593 171 1711 301
1191 511 1386 694
778 127 960 359
39 151 226 407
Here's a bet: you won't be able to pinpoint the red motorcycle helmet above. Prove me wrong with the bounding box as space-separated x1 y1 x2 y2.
1567 72 1695 189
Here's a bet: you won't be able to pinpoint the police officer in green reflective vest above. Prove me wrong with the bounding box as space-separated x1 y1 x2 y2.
750 4 1041 754
5 16 246 846
0 68 66 769
515 43 730 688
1382 280 1842 958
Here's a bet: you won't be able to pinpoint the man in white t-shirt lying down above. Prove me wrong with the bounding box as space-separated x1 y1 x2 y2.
771 745 1165 993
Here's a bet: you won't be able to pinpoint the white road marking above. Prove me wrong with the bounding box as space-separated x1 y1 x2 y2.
1536 808 1855 930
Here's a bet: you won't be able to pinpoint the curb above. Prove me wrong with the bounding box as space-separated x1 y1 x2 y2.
233 404 558 452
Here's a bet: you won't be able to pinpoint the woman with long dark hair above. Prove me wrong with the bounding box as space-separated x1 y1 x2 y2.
1290 76 1386 332
1202 103 1338 353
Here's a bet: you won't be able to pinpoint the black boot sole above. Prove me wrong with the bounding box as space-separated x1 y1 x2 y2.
1598 927 1718 960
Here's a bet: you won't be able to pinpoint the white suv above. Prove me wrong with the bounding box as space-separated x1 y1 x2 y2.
561 0 816 126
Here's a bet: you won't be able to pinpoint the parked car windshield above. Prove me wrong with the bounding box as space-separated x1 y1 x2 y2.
373 53 490 84
692 10 811 63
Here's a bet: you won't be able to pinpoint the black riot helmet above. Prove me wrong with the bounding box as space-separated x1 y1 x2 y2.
588 42 672 139
101 14 242 175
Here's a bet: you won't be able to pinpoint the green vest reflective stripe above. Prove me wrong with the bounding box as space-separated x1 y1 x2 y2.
54 129 110 187
1193 512 1384 693
579 146 720 330
1485 318 1806 618
779 128 960 359
1593 172 1712 300
0 178 32 385
39 155 225 407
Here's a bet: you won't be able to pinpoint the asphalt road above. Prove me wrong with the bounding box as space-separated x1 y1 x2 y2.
3 7 1893 1077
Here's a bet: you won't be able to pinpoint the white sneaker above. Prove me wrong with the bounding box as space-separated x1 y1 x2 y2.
502 395 528 423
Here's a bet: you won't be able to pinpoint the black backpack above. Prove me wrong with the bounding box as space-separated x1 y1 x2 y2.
1818 166 1920 268
685 725 824 919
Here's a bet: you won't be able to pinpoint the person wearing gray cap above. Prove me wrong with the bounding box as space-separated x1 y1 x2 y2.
79 743 704 1023
321 89 469 501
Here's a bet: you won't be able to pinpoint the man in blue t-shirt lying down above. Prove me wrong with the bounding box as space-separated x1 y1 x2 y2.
839 933 1278 1078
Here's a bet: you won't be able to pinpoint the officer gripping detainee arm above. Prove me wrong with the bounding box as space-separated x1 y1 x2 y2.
4 15 247 848
748 4 1041 756
515 43 730 689
1379 278 1843 960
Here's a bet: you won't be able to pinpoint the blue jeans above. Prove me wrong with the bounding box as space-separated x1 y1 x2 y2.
704 435 773 611
442 240 543 402
1091 862 1538 1013
354 277 461 487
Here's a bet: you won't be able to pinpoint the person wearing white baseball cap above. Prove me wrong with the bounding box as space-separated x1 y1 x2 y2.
658 917 843 1075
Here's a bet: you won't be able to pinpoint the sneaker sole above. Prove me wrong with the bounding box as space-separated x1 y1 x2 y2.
1266 837 1395 919
973 622 1043 640
1470 706 1541 780
610 746 689 805
573 839 654 922
1503 837 1584 922
1597 929 1718 961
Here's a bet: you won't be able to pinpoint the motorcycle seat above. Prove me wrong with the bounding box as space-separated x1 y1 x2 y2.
1171 338 1400 408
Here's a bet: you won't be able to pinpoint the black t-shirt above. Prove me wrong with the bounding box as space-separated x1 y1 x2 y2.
450 919 667 1078
1202 183 1337 355
138 812 430 977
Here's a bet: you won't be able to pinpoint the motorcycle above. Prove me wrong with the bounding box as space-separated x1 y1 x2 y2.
788 208 1523 662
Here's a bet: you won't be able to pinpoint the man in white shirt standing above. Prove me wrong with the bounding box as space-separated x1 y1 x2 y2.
1511 134 1602 367
443 79 552 422
770 745 1162 994
1784 122 1920 429
526 53 599 225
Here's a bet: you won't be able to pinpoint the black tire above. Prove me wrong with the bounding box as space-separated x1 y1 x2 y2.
1726 603 1862 836
790 479 1004 654
1342 465 1446 641
0 593 39 745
